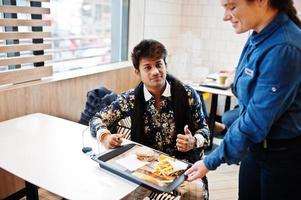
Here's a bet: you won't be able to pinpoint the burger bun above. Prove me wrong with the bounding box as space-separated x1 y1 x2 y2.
135 147 156 162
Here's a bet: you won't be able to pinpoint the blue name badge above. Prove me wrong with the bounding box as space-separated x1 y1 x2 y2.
244 68 254 77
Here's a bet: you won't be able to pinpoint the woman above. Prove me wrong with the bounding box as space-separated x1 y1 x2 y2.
185 0 301 199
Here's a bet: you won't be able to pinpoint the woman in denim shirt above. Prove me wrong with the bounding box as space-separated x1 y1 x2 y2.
185 0 301 199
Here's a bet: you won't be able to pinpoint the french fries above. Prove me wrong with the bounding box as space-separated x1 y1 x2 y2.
152 154 176 177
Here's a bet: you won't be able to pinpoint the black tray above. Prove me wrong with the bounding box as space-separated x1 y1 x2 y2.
92 143 190 192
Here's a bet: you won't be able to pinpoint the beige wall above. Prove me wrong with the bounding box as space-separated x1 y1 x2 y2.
132 0 248 80
295 0 301 10
138 0 301 79
0 66 139 198
0 66 138 123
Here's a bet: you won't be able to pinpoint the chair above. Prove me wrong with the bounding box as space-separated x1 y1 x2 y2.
79 86 132 138
79 86 117 126
148 191 181 200
116 117 131 139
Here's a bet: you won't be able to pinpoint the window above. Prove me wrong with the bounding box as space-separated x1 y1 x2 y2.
0 0 52 85
0 0 129 85
46 0 129 73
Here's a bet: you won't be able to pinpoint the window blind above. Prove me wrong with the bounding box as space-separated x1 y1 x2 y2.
0 0 52 85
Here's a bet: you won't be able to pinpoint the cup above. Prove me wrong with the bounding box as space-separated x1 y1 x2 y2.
218 72 228 85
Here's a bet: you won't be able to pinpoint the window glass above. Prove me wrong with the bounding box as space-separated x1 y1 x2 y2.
0 0 129 73
45 0 128 73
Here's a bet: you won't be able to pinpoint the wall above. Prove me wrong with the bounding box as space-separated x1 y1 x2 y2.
143 0 183 54
295 0 301 12
133 0 248 80
0 65 138 122
129 0 185 76
180 0 248 75
139 0 301 79
131 0 245 113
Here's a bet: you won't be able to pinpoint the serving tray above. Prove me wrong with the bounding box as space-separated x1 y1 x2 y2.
92 143 190 192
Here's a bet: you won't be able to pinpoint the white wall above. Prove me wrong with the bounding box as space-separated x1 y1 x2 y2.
129 0 248 114
129 0 183 69
129 0 249 82
180 0 248 75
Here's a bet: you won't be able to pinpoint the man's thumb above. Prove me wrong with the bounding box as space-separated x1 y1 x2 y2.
184 125 191 135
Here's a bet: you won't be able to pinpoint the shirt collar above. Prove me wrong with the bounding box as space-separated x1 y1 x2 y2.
143 81 171 101
249 12 289 47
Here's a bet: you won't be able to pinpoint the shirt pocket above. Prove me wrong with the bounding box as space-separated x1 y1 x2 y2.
236 67 256 105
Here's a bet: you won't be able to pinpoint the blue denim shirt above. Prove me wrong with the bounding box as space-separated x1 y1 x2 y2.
204 12 301 170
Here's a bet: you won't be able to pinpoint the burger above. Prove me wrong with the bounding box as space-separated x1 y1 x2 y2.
135 147 156 162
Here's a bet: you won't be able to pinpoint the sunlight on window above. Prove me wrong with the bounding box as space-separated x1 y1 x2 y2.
45 0 113 73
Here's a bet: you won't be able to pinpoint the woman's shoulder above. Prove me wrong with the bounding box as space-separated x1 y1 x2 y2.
270 20 301 50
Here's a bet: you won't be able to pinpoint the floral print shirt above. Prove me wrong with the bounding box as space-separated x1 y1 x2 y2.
90 82 209 157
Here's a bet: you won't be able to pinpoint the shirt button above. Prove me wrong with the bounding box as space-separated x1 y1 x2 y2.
271 87 277 92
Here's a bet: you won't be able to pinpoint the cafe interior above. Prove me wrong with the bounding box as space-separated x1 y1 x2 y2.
1 0 301 199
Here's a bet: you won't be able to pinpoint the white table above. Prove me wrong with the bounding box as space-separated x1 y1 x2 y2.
0 113 137 200
192 85 233 97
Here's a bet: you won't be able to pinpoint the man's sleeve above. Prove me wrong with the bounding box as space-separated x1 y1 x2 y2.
89 91 134 138
188 86 210 147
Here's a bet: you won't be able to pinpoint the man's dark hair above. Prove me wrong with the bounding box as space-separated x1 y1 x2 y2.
131 39 168 70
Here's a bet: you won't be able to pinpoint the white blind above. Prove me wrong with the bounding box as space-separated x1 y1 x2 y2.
0 0 52 85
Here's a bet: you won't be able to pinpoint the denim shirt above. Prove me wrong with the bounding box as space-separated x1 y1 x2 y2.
204 12 301 170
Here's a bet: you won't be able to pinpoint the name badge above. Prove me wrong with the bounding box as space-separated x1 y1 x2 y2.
244 68 254 77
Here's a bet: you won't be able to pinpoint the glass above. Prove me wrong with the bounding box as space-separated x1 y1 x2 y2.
1 0 129 73
46 0 112 73
81 126 100 156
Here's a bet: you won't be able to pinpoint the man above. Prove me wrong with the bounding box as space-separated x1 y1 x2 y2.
90 39 209 199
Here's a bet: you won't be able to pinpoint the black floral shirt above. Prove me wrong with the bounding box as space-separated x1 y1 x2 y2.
90 82 209 157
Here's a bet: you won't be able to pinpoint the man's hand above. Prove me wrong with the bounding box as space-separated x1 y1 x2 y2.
176 125 196 152
184 160 209 181
102 133 125 149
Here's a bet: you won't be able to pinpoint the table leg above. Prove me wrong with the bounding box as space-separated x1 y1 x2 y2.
25 181 39 200
208 94 218 149
225 96 231 112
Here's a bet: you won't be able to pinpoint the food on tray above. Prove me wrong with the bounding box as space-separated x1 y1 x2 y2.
132 153 186 187
132 165 174 187
153 154 178 177
158 154 176 162
135 147 156 162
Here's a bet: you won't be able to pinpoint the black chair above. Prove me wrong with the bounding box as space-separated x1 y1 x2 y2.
79 86 132 137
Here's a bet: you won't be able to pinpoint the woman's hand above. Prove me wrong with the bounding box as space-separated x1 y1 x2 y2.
184 160 209 181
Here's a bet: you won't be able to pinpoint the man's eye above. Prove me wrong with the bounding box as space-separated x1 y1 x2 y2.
144 66 151 70
230 6 236 11
156 63 163 68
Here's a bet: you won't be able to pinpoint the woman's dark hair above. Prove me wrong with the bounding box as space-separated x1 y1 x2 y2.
131 39 167 70
248 0 301 28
